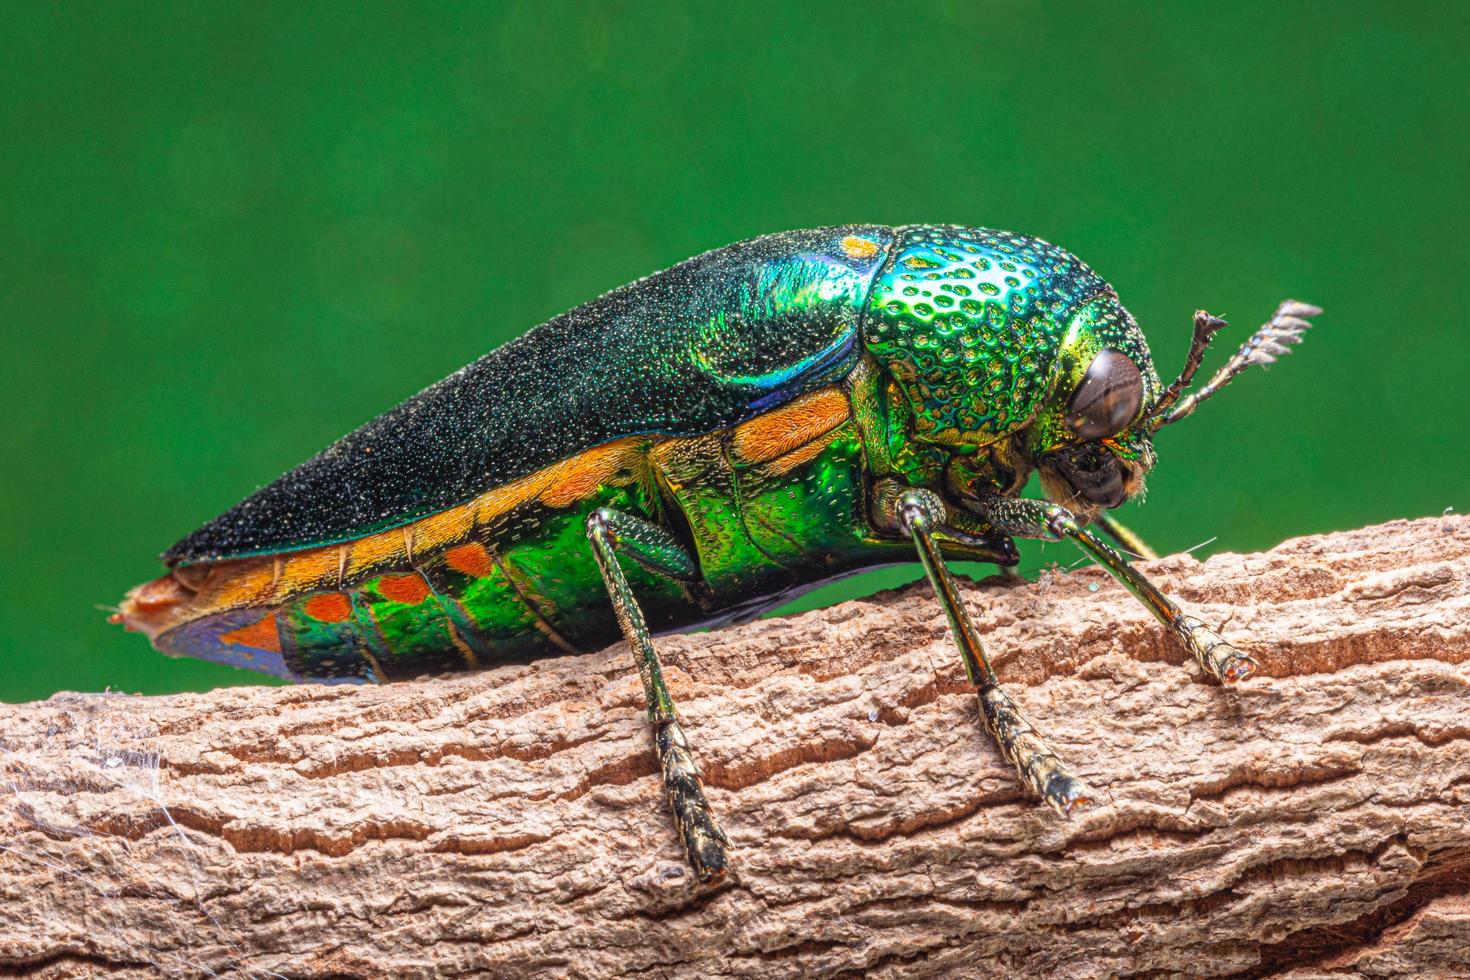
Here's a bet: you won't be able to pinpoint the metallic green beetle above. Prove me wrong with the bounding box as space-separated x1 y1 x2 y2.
119 224 1319 882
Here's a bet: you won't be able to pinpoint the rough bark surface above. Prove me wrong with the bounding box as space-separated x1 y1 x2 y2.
1 516 1468 979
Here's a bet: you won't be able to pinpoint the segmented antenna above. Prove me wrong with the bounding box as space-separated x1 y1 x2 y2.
1147 310 1230 425
1149 299 1321 429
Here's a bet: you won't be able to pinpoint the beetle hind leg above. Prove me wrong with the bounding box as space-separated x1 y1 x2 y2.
891 487 1096 816
585 507 730 883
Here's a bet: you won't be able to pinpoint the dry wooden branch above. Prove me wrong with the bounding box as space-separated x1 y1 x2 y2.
2 516 1468 978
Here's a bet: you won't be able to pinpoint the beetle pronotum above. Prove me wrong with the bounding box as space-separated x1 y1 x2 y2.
118 224 1319 882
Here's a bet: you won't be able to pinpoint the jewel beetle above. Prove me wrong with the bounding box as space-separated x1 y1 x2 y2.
118 224 1320 882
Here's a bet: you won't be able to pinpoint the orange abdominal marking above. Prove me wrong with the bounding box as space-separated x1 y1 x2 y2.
540 438 647 508
445 542 495 579
408 436 648 551
730 387 850 464
221 611 281 653
377 573 430 605
304 592 353 623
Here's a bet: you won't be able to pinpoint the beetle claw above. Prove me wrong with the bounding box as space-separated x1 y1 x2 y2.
1044 771 1098 818
1173 615 1258 684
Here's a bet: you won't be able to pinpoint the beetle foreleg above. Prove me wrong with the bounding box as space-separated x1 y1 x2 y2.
586 508 729 884
893 488 1095 817
977 495 1257 683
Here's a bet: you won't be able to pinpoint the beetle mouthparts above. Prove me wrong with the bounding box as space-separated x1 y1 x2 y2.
1043 444 1129 510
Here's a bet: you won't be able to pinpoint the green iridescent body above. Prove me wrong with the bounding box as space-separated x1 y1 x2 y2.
123 222 1319 882
145 224 1160 682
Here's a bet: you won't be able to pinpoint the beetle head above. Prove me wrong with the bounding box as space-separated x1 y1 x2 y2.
1018 292 1161 518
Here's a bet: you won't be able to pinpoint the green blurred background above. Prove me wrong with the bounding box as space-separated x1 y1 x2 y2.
2 1 1465 702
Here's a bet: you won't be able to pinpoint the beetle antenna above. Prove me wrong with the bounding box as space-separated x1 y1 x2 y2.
1146 309 1230 426
1146 299 1321 430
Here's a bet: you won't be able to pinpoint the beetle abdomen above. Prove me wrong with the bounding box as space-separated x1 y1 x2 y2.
129 434 676 679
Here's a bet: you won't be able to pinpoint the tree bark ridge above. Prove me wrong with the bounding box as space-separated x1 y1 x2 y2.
0 515 1467 978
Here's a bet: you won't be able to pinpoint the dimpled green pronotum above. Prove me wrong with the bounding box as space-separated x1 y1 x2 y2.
120 224 1319 882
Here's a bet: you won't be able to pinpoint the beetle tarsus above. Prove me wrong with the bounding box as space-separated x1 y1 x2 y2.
979 684 1097 816
976 494 1260 687
1174 616 1258 683
655 719 731 883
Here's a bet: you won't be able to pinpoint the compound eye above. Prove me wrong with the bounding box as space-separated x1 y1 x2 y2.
1066 349 1143 440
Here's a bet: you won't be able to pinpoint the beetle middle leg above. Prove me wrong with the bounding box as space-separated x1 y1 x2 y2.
585 506 731 883
889 487 1096 816
976 495 1257 683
